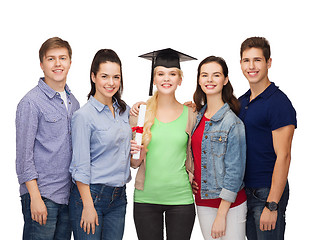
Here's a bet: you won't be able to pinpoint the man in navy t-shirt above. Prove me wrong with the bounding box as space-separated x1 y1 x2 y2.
238 37 297 240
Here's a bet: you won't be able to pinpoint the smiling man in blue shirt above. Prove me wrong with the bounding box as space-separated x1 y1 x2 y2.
238 37 297 240
16 37 80 240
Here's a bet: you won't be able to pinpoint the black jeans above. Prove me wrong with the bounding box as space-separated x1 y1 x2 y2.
134 202 195 240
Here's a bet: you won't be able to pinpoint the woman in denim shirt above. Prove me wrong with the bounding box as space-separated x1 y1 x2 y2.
191 56 247 240
69 49 132 240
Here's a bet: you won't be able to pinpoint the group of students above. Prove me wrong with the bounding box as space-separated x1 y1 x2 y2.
16 36 297 240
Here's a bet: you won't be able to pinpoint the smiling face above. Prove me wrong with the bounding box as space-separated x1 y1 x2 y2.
40 47 71 90
240 47 272 86
153 66 182 95
92 62 121 105
198 62 228 97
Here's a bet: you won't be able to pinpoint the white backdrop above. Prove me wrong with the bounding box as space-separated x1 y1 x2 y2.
0 0 311 239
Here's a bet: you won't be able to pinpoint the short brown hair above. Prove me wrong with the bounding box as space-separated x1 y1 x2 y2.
39 37 72 63
240 37 271 62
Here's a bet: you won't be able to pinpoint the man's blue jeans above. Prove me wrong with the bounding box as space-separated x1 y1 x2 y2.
69 184 127 240
245 182 289 240
21 193 71 240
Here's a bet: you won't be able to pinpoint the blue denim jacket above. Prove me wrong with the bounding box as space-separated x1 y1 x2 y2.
192 103 246 203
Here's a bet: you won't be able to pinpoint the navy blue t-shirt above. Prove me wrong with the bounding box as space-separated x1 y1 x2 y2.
239 82 297 188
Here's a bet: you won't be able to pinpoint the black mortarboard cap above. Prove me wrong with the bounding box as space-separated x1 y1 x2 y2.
139 48 197 96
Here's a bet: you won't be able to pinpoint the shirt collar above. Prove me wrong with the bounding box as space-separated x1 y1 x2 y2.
259 82 278 99
38 77 71 99
64 84 71 95
199 103 230 122
89 95 119 112
243 82 278 101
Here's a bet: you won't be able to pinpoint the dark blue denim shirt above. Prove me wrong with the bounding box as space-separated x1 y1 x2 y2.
192 103 246 203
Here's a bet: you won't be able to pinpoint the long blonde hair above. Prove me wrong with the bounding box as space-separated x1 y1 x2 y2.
142 67 183 151
142 91 158 151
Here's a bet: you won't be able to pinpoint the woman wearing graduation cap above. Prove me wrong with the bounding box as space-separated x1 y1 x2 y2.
130 48 197 240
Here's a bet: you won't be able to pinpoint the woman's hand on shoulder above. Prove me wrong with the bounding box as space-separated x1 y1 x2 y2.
184 101 197 112
130 101 146 116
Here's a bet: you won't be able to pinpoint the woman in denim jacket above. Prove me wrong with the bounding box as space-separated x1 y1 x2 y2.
191 56 247 240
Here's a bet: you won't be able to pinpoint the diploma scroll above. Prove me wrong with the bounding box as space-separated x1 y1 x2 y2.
132 105 146 159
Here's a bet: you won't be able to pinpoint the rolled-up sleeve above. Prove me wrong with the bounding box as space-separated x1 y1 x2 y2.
69 112 92 184
219 122 246 203
16 100 39 184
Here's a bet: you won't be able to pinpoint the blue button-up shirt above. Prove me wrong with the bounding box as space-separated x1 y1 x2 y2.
69 96 132 187
16 78 80 204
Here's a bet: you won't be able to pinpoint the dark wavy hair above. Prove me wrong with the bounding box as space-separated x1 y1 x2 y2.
193 56 240 115
87 49 126 114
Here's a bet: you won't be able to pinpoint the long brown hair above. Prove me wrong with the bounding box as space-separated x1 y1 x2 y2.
88 49 126 114
193 56 240 115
